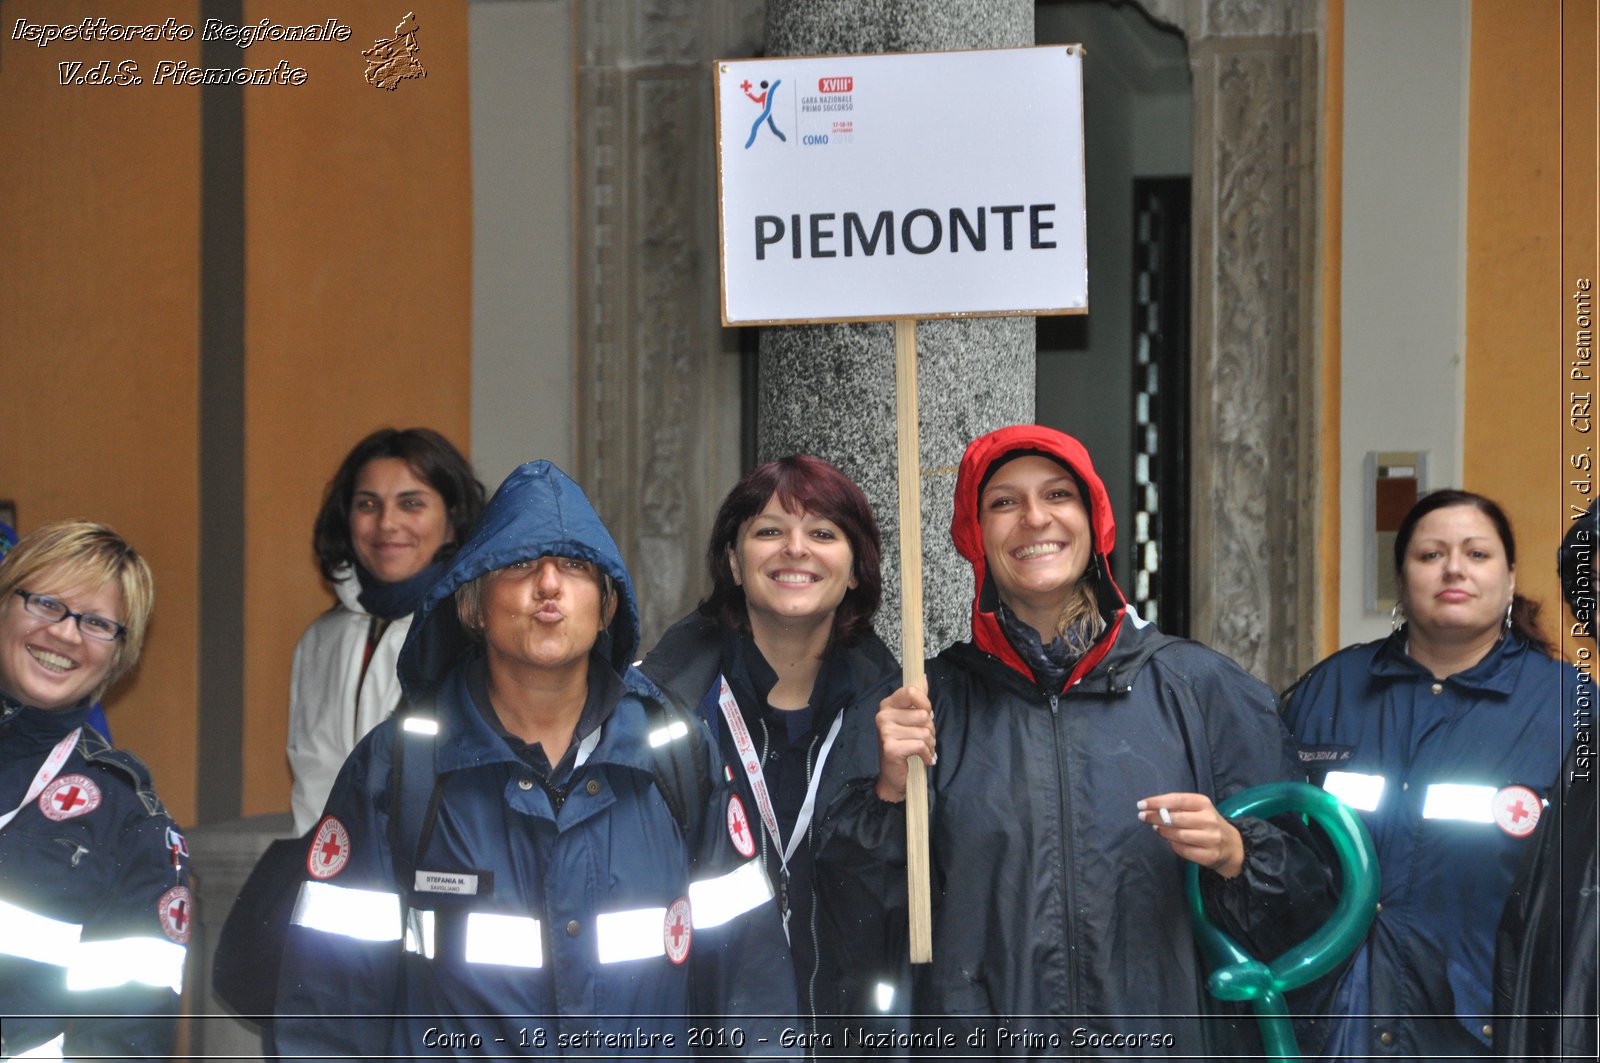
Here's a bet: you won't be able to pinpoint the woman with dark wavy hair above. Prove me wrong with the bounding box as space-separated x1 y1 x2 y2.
640 454 901 1047
288 427 485 834
1284 488 1577 1059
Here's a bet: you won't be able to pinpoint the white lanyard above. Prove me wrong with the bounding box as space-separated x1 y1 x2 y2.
716 676 844 874
0 728 81 832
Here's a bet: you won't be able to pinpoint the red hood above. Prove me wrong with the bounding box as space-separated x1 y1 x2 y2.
952 424 1127 690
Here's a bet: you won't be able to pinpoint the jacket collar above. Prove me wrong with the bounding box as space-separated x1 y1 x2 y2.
643 608 900 721
1371 627 1529 695
639 610 724 710
430 653 662 778
329 563 368 615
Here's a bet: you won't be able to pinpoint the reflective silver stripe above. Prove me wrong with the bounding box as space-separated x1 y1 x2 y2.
403 907 436 959
596 906 667 964
402 716 439 736
648 720 690 747
9 1031 64 1060
874 981 896 1012
66 936 185 994
1422 782 1497 823
463 912 543 968
689 857 773 929
0 898 83 965
1321 770 1386 812
290 881 402 941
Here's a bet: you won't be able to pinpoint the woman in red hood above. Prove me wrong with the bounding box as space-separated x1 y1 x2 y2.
816 424 1335 1057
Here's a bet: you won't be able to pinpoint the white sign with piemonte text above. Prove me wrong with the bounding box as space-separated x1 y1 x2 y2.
716 46 1086 326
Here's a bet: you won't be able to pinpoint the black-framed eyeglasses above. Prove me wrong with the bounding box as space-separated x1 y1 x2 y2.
13 590 126 642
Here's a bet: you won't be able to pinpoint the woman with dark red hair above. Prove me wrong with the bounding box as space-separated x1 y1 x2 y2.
818 424 1335 1057
640 455 902 1047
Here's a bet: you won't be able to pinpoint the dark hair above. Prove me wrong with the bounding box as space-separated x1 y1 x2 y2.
1393 488 1554 656
312 427 486 582
699 455 882 646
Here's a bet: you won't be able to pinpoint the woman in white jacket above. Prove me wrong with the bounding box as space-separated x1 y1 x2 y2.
287 427 484 834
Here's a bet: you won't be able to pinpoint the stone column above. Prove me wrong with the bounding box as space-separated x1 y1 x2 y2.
1138 0 1323 689
575 0 766 648
758 0 1037 658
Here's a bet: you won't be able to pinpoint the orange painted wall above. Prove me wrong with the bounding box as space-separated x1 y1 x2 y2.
0 0 471 824
1557 2 1600 651
1463 0 1570 640
0 1 203 819
238 0 472 815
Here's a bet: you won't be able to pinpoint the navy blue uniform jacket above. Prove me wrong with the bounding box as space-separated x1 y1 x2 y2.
275 461 797 1060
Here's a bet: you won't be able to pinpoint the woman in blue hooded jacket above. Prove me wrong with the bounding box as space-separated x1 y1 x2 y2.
1284 489 1577 1059
274 461 797 1060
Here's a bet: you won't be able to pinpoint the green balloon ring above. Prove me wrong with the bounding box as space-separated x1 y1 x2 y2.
1184 781 1379 1063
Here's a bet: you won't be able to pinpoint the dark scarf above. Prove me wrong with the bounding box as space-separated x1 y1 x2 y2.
994 599 1081 694
355 559 449 621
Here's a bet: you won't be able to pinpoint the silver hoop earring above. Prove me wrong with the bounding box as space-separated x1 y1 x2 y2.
1390 601 1405 632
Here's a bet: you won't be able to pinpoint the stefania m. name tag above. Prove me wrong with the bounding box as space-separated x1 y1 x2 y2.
415 869 493 896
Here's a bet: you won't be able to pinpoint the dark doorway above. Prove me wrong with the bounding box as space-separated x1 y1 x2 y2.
1128 176 1190 635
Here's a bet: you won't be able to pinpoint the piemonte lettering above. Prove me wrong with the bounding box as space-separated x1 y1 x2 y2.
754 204 1058 261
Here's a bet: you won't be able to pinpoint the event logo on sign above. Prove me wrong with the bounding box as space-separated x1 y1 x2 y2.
740 77 786 149
798 73 855 146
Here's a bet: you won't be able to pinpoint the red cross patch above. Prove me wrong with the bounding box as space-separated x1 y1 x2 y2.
159 886 192 943
1492 785 1542 838
663 896 692 965
726 794 756 858
39 774 101 822
307 815 352 879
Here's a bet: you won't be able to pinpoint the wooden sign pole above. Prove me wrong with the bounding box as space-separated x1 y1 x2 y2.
894 317 933 965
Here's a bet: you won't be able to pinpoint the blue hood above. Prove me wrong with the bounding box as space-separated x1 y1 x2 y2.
397 461 640 697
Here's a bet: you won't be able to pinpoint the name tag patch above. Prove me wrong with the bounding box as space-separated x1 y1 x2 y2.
415 869 492 896
1296 744 1354 765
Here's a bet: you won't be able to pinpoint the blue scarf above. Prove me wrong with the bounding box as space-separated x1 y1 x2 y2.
355 559 449 621
995 600 1080 694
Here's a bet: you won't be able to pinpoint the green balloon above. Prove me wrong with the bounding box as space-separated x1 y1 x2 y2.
1184 781 1379 1063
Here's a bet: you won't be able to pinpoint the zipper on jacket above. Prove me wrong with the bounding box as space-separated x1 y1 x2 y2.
1047 690 1082 1054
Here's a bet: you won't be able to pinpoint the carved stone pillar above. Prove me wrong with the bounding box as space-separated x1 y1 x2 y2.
759 0 1037 657
1136 0 1323 689
575 1 765 646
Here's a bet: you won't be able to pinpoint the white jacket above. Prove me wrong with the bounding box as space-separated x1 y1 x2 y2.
287 566 410 834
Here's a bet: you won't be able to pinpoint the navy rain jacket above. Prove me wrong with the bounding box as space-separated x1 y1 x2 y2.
1284 628 1577 1058
0 698 191 1059
275 461 798 1060
816 424 1337 1058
